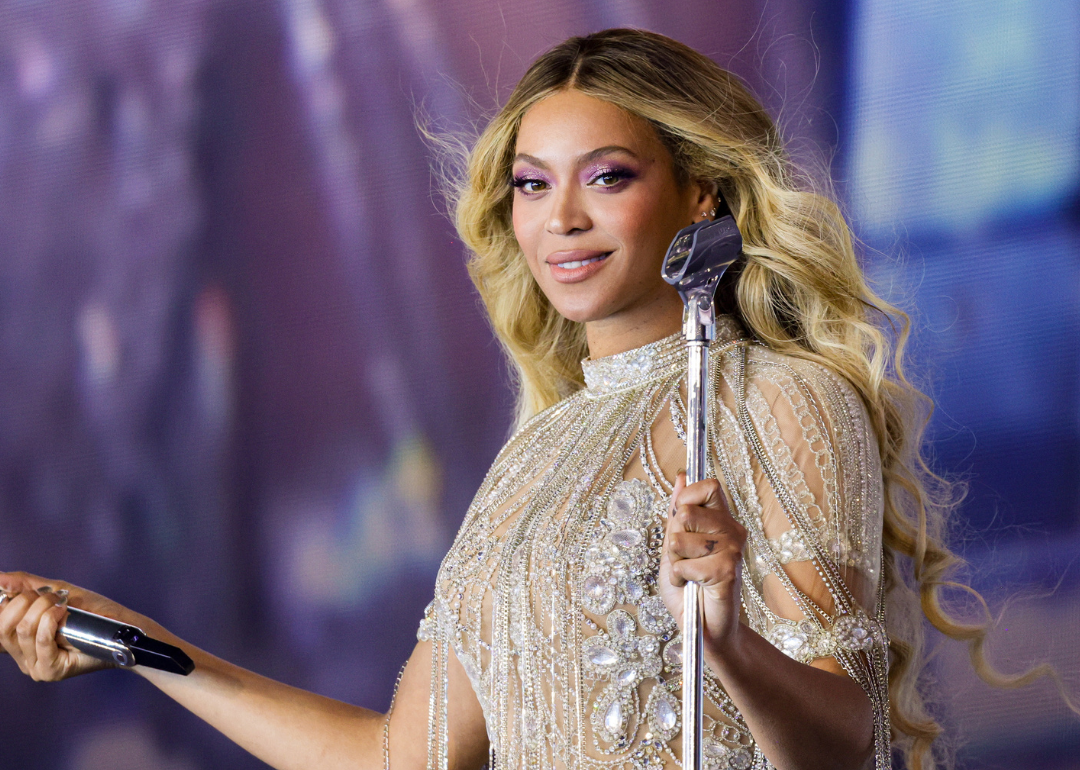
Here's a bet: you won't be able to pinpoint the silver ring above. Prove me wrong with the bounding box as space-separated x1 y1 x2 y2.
0 589 16 608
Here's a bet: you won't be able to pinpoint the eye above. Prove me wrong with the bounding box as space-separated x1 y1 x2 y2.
589 168 634 188
512 176 549 194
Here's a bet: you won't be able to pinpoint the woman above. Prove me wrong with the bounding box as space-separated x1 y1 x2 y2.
0 28 992 770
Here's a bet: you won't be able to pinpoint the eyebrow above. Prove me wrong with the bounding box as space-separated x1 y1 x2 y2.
512 145 640 169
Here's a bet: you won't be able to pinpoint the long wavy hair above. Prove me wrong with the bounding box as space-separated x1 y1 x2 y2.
435 28 1062 769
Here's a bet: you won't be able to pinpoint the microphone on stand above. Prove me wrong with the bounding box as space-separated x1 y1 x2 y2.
661 212 743 770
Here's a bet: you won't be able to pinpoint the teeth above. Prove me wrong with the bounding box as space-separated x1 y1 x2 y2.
558 255 605 269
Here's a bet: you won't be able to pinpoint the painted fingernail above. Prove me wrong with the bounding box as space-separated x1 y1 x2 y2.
37 586 54 595
54 590 69 606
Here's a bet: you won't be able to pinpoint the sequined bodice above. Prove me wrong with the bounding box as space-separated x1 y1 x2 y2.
418 320 890 770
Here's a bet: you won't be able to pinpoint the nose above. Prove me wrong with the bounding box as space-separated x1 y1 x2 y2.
545 183 592 235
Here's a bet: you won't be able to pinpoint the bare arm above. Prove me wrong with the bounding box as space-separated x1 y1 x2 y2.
137 636 387 770
0 571 489 770
704 620 873 770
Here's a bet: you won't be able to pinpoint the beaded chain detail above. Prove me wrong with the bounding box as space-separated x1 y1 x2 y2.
412 319 890 770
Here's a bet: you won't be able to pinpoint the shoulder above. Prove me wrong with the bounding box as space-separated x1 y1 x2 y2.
742 345 871 427
717 343 878 459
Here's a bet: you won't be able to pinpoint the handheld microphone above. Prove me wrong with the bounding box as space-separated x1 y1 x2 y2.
61 606 195 675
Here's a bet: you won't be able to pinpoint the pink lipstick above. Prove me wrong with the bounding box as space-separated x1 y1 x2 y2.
546 250 611 283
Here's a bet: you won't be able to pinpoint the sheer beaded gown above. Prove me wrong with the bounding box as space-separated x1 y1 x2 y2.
414 317 891 770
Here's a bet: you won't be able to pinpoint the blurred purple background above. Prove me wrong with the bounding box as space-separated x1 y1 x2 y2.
0 1 1076 768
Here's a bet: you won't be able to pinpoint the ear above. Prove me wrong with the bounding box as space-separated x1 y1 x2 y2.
687 179 720 223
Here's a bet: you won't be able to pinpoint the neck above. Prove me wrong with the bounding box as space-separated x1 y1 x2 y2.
584 290 684 359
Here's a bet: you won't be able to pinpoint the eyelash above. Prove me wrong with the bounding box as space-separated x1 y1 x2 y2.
589 167 634 187
511 176 548 194
510 167 635 194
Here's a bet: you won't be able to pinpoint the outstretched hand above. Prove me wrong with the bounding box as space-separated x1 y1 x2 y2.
0 571 142 681
657 473 748 657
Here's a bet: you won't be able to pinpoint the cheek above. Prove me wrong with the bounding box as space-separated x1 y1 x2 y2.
603 193 677 260
511 203 544 278
512 201 537 249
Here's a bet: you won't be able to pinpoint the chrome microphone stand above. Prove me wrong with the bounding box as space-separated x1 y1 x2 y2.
661 215 742 770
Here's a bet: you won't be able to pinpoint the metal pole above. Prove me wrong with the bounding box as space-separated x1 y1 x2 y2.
681 291 714 770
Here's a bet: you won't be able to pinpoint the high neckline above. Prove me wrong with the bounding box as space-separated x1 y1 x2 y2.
581 315 744 394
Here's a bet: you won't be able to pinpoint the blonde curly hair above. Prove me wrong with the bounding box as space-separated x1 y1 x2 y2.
432 27 1062 769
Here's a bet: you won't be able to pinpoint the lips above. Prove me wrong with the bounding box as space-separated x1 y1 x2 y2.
555 254 605 269
546 250 612 283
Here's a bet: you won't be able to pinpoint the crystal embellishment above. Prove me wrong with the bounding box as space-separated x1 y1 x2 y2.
767 612 886 662
703 739 729 770
639 595 676 635
581 480 663 616
768 528 813 563
592 683 635 746
584 635 619 669
645 685 680 742
581 332 686 394
416 600 436 642
833 612 887 651
605 699 624 733
704 739 728 758
728 748 753 769
767 620 817 663
663 636 682 670
583 575 615 615
581 321 743 395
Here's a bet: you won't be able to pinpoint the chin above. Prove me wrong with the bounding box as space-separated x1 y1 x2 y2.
548 299 610 325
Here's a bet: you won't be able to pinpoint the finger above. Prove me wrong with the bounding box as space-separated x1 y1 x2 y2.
0 572 33 597
16 593 63 672
0 571 56 595
674 477 729 513
49 592 77 652
674 505 744 538
0 589 16 615
36 603 68 675
0 590 36 654
666 530 743 561
670 479 729 535
671 552 743 589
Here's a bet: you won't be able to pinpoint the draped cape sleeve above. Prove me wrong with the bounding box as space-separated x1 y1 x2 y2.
710 345 891 768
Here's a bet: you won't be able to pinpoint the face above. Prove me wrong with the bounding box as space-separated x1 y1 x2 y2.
511 90 715 334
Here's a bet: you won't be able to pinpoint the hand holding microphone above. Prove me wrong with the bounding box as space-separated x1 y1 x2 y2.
0 574 193 680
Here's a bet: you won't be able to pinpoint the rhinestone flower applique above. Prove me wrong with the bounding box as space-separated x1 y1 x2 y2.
582 479 667 616
581 480 681 752
585 609 675 746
